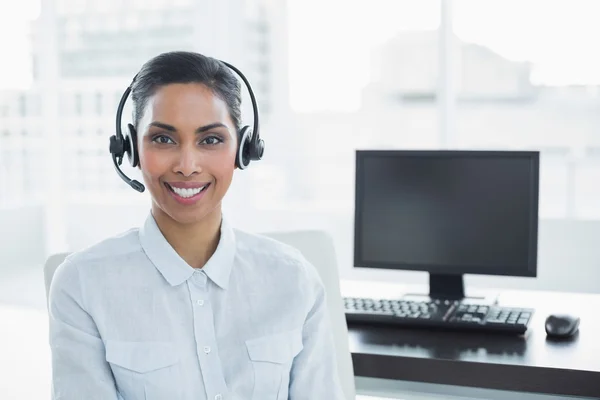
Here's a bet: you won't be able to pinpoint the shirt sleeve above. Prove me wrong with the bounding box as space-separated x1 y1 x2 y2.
288 257 346 400
48 258 119 400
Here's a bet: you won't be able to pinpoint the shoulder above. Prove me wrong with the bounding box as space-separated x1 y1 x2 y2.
65 227 141 266
51 227 142 293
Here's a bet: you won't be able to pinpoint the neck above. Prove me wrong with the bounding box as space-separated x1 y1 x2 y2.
151 205 223 269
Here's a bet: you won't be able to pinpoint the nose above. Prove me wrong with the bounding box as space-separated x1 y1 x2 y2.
173 145 203 177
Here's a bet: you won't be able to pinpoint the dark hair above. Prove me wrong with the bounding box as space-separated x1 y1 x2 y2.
131 51 242 132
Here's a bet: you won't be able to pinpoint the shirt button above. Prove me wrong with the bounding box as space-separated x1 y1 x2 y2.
204 346 211 354
215 395 222 400
196 299 204 306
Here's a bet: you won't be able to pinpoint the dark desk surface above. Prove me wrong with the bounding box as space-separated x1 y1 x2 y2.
341 280 600 398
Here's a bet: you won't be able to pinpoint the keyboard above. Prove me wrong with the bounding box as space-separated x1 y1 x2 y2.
344 296 534 334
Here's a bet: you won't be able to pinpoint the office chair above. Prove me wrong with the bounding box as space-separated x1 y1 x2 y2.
43 230 357 400
261 230 357 400
43 252 70 306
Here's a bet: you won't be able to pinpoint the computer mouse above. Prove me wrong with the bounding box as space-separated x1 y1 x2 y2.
545 314 580 338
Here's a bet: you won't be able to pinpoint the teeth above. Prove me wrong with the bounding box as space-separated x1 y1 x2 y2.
169 184 207 198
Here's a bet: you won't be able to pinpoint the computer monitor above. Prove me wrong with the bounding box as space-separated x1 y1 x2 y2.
354 150 539 301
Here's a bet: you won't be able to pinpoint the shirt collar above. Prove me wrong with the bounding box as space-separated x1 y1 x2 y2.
138 212 236 289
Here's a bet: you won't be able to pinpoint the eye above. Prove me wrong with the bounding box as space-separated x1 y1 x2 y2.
201 136 223 145
152 135 174 145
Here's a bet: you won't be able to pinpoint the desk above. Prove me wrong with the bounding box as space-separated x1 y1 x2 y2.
342 281 600 399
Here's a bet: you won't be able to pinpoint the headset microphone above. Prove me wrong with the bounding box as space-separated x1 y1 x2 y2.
109 144 145 193
109 58 264 193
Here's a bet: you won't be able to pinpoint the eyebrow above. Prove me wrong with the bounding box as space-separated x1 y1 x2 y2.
148 121 228 134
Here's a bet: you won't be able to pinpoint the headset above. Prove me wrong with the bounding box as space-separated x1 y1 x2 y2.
109 60 265 193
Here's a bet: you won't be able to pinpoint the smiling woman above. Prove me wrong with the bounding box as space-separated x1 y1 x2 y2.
47 51 345 400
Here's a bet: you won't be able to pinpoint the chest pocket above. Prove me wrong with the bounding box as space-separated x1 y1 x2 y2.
105 340 180 400
245 329 303 400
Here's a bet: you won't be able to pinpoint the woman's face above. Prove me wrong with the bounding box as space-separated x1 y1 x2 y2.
137 83 238 226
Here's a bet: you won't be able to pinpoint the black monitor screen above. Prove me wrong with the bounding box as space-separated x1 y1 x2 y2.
354 150 539 277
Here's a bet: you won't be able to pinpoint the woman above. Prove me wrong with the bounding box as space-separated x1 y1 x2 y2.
48 51 344 400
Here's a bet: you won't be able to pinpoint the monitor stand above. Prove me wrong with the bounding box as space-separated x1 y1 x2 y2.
402 273 499 305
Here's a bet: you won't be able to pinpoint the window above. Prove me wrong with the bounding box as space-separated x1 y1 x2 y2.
22 149 34 192
74 93 82 115
453 0 600 219
115 91 123 108
95 92 102 115
18 94 26 116
32 55 38 81
539 151 569 218
283 0 441 209
124 15 140 30
575 155 600 219
3 0 598 282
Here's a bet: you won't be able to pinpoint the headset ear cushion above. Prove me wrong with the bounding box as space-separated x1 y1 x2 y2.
126 123 139 168
254 137 265 160
236 126 252 169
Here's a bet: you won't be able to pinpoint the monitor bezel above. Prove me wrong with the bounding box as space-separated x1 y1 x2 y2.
353 149 539 278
